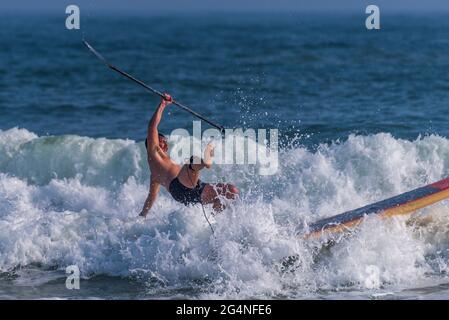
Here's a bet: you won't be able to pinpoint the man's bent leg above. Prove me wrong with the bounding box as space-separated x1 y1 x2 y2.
201 183 239 212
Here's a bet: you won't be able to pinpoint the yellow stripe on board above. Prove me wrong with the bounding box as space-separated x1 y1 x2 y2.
380 188 449 218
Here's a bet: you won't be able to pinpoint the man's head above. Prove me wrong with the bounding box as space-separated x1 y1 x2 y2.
145 133 168 153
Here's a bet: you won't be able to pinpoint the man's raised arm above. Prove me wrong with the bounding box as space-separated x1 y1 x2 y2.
146 93 172 151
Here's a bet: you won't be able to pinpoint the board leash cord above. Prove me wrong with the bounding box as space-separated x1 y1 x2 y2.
186 166 215 236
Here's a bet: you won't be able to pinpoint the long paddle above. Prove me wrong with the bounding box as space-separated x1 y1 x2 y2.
83 40 225 133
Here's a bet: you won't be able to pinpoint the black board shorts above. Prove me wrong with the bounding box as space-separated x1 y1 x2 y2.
169 177 207 206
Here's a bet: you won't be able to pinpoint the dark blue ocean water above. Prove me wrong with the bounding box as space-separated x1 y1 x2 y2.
2 12 449 300
2 13 449 145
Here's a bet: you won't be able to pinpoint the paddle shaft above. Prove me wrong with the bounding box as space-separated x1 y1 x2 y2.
83 40 225 133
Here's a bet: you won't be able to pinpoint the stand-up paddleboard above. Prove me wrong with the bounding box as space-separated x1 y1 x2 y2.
305 177 449 239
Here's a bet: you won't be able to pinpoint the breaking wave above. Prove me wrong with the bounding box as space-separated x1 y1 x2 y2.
1 127 449 298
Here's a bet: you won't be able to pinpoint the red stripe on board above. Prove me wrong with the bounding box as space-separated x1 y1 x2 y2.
430 177 449 190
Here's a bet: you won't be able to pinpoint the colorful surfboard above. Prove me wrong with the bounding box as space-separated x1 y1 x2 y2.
305 177 449 239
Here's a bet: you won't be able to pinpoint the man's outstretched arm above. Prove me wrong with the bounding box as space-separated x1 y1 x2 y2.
147 93 172 151
139 178 160 217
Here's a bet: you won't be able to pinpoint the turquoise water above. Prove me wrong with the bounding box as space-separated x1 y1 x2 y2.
2 12 449 299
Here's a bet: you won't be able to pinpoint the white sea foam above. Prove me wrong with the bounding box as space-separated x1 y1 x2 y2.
1 127 449 298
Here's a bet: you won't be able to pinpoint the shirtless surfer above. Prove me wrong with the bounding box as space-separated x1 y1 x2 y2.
139 94 239 217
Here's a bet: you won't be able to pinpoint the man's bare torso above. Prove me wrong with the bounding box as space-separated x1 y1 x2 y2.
147 146 181 189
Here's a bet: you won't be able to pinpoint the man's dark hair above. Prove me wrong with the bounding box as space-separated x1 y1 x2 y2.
145 133 166 150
